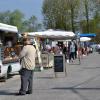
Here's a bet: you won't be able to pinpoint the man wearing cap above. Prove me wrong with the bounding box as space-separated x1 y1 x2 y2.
16 38 36 95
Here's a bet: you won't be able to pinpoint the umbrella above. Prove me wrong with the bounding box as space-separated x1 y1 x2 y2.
80 37 91 42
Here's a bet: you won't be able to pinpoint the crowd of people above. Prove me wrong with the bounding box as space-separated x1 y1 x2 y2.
43 40 93 63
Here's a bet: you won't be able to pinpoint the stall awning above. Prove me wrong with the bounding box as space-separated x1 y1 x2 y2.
80 33 96 37
0 23 18 33
28 29 75 40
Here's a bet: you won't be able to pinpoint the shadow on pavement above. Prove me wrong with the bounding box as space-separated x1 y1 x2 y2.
36 76 54 79
69 63 80 65
52 87 100 100
83 67 100 69
52 87 100 90
0 73 19 82
0 90 15 95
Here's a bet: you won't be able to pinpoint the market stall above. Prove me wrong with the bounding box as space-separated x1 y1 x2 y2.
27 29 75 70
77 33 96 57
0 23 22 78
0 23 21 63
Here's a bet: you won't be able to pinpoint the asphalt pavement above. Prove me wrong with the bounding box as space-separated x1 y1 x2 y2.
0 52 100 100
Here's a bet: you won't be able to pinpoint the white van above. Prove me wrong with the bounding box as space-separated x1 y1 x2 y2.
0 23 21 79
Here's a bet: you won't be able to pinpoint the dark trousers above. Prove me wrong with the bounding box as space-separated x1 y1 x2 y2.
74 51 77 59
69 52 74 61
19 68 33 94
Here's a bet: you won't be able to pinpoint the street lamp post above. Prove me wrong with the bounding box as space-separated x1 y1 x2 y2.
77 32 81 65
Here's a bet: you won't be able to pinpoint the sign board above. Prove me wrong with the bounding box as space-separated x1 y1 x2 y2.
54 55 65 72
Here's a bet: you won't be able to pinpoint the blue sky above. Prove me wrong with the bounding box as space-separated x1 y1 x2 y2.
0 0 44 22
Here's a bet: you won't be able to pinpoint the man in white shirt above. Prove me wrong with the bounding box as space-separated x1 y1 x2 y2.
16 38 36 95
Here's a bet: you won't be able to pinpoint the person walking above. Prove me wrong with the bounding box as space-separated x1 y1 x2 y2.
69 41 75 62
74 42 78 59
16 38 36 95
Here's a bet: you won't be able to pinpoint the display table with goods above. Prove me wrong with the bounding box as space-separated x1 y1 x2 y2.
2 45 22 64
2 56 19 64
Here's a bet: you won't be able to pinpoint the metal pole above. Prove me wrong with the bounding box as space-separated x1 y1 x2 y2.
77 32 81 65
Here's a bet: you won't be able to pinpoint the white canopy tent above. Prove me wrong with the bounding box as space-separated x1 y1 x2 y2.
80 37 91 42
27 29 75 40
0 23 18 33
27 29 75 70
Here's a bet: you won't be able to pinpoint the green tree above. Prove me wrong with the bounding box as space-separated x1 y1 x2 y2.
0 10 24 31
23 16 42 32
0 11 11 24
10 10 24 31
42 0 80 32
42 0 68 30
66 0 80 32
0 10 42 32
80 0 97 33
93 12 100 43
